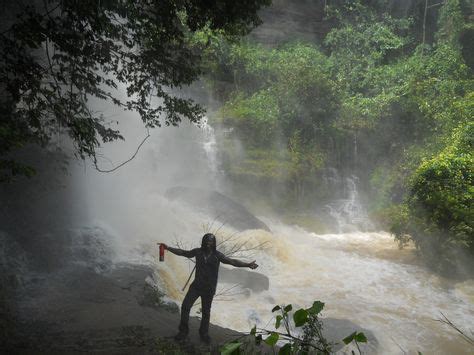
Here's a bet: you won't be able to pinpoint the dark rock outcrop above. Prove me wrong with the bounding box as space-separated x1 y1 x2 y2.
249 0 331 46
7 265 244 354
322 318 378 353
165 186 271 232
219 267 269 292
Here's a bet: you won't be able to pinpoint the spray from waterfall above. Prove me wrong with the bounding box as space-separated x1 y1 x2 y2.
323 174 373 233
198 116 220 189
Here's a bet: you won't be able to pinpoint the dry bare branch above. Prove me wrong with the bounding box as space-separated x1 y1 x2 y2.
434 312 474 346
94 129 150 173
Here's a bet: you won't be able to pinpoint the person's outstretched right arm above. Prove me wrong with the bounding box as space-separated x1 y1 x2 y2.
159 243 198 258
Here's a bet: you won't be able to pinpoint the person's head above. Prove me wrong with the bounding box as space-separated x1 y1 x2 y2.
201 233 216 251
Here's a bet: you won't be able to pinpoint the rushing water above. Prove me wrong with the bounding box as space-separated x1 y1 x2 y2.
325 175 373 233
154 221 474 354
77 99 473 354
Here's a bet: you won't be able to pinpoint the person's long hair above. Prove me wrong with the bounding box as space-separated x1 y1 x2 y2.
201 233 216 251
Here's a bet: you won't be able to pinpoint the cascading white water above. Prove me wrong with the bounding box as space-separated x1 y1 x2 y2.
77 95 473 354
325 175 373 233
154 220 474 354
198 116 220 188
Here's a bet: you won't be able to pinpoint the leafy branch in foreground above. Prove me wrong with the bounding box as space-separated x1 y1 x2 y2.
342 331 368 355
221 300 367 355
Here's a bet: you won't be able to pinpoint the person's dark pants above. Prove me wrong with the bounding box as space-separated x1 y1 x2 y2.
178 284 214 337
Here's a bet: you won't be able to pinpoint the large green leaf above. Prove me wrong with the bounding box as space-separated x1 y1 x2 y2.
278 343 292 355
293 309 308 327
275 315 283 329
343 331 357 345
355 332 367 343
264 332 279 346
307 301 325 315
343 331 368 345
220 342 242 355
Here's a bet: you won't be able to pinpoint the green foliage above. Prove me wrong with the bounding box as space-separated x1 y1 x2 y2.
343 331 368 344
225 300 367 354
342 331 368 354
325 6 412 94
393 122 474 271
368 165 397 211
275 315 283 329
264 332 279 346
308 301 325 315
266 300 333 354
201 0 473 271
219 42 337 141
220 341 243 355
0 160 36 183
436 0 464 46
0 0 270 180
221 90 280 145
279 343 292 355
209 41 336 201
222 146 290 183
293 309 309 327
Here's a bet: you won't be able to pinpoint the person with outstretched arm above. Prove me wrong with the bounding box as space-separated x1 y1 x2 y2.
159 233 258 344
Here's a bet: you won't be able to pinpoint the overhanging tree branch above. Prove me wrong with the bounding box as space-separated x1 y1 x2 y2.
93 129 150 173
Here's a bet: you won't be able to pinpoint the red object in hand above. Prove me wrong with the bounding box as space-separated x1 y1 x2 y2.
159 244 165 262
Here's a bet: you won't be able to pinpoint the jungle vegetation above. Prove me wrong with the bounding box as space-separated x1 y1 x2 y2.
0 0 270 181
193 0 473 274
1 0 472 274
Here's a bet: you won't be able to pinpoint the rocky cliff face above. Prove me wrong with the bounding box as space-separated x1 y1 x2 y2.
249 0 331 45
1 226 244 353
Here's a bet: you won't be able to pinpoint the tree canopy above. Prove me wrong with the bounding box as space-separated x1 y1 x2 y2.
0 0 270 181
196 0 473 272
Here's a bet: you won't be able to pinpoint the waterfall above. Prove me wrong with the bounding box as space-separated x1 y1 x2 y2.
325 175 373 233
2 80 472 355
197 116 220 188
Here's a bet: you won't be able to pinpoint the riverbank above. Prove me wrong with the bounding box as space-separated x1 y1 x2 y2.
3 263 246 354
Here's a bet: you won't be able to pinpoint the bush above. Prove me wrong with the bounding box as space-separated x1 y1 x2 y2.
392 122 473 273
221 300 367 355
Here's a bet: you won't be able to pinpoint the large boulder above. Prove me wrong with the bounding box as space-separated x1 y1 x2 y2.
165 186 270 232
219 267 269 292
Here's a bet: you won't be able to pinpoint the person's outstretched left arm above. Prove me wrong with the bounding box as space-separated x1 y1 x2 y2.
217 252 258 269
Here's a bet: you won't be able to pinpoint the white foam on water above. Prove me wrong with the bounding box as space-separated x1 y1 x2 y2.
157 219 474 354
77 93 473 354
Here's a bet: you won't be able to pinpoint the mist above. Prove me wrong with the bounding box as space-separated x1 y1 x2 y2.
1 0 473 354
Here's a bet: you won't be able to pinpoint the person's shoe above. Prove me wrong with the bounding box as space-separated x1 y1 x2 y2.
200 334 211 344
174 332 187 342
